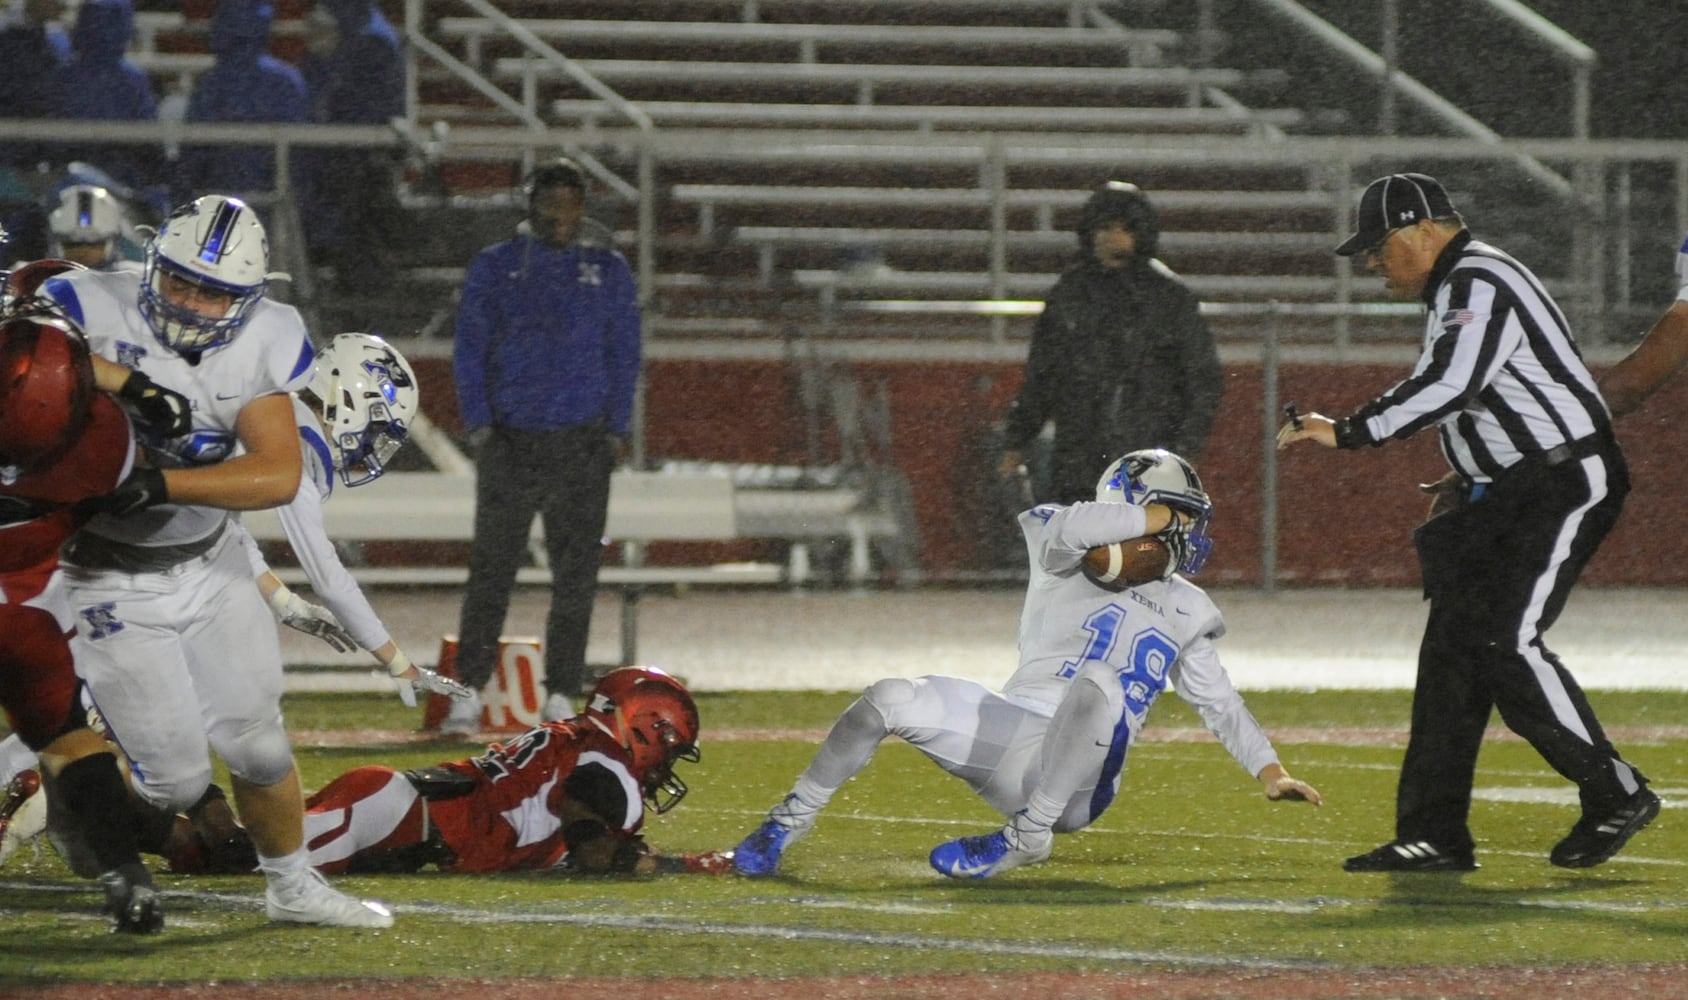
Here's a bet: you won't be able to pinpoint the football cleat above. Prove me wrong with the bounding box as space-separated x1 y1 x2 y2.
1550 787 1661 869
1343 839 1478 872
541 691 576 722
0 769 46 867
929 812 1053 880
733 819 800 877
265 868 394 928
99 861 165 934
440 691 483 736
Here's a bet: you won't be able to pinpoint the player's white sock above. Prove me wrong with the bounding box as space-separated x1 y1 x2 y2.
258 845 313 893
786 694 890 818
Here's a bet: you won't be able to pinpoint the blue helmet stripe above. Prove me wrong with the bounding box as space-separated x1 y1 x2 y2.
199 200 241 264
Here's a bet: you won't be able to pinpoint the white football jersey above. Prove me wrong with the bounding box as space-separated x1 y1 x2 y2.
43 267 315 548
233 395 393 652
1003 500 1275 776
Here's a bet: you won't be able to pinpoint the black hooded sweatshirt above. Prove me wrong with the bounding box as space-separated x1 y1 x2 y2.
1000 182 1223 504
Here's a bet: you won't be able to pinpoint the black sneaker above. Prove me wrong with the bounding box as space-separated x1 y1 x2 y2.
1550 788 1661 869
1343 839 1478 872
99 861 164 934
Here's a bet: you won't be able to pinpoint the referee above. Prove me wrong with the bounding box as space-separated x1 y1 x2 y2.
1277 172 1658 872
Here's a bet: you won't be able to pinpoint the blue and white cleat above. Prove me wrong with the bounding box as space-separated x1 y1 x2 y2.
734 819 799 876
929 816 1052 879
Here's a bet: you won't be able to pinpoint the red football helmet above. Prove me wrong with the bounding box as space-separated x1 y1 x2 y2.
0 311 95 472
583 666 701 814
4 258 86 313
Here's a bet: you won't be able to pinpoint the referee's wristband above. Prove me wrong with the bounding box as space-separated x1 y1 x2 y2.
1332 416 1376 449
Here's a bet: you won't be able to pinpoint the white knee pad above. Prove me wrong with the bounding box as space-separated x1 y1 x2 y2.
861 676 920 726
1068 661 1126 716
211 714 295 788
129 761 215 814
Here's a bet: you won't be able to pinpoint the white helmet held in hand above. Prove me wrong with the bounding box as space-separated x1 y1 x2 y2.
306 333 419 487
138 194 273 352
1095 448 1214 576
49 184 125 269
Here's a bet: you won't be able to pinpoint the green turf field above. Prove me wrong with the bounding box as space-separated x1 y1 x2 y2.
2 689 1683 984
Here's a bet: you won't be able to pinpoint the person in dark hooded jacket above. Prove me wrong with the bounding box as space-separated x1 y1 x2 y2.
177 0 309 199
52 0 158 190
997 181 1223 505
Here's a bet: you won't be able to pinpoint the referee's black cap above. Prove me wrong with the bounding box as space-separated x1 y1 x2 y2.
1335 173 1458 256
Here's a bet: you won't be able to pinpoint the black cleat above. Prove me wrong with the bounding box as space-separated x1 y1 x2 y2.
1550 788 1661 869
1344 839 1478 872
99 862 164 934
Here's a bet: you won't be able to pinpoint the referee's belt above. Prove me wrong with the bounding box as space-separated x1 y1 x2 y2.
1536 432 1613 468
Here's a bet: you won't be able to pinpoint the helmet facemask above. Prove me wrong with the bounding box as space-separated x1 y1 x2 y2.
1094 449 1215 577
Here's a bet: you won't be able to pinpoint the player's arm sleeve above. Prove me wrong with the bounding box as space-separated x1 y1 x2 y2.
274 475 392 652
231 518 270 578
453 254 497 430
1170 635 1279 779
1032 501 1152 572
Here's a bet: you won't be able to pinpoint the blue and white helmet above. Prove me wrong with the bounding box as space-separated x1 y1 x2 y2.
49 184 125 268
1095 448 1214 576
138 195 273 352
306 333 418 488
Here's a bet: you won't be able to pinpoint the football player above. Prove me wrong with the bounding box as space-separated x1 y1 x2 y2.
233 332 471 708
302 666 728 875
41 195 394 927
0 305 163 931
734 449 1321 879
47 184 133 272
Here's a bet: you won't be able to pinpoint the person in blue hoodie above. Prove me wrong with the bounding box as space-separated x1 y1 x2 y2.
447 158 643 732
177 0 308 199
52 0 159 191
0 0 72 176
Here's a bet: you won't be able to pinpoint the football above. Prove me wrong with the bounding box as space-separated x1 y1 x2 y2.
1080 536 1171 590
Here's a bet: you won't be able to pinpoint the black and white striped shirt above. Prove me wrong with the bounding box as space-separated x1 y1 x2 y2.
1338 231 1613 483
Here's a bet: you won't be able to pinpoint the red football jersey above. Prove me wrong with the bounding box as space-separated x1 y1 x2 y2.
0 394 133 595
427 718 647 873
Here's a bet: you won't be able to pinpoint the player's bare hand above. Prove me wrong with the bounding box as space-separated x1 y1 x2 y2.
1275 412 1338 450
1264 775 1323 807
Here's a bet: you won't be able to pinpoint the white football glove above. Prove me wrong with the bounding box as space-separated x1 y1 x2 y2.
267 585 357 653
383 649 475 708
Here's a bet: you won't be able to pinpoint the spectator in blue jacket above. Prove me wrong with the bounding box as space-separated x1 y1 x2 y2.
448 158 643 732
53 0 160 191
177 0 309 199
301 0 404 291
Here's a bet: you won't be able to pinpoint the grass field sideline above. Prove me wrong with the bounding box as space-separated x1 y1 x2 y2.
1 689 1683 990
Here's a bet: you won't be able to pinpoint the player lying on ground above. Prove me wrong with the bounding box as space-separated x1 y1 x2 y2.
734 449 1321 880
302 666 729 875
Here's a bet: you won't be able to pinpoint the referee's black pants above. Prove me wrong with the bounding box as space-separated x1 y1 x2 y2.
1397 443 1647 853
456 424 613 698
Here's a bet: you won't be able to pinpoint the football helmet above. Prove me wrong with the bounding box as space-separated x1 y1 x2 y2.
48 185 124 269
1094 448 1214 576
583 666 701 814
0 311 95 472
138 195 272 353
305 333 418 487
3 259 86 316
